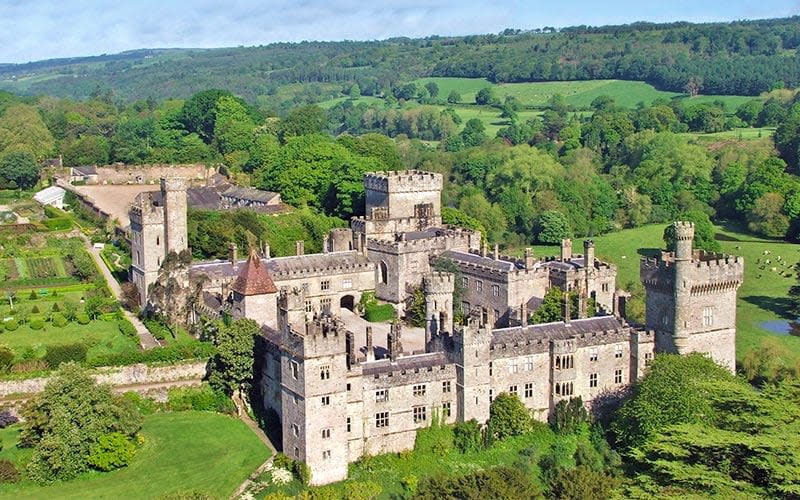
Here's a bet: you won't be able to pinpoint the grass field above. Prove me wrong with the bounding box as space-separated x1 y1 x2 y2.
529 223 800 364
680 127 775 141
0 411 270 499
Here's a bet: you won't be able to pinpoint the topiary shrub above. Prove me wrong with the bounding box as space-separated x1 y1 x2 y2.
29 318 45 330
28 290 37 300
51 314 67 328
3 320 17 332
0 346 13 373
117 320 137 339
44 343 88 369
0 459 19 483
31 305 40 314
87 432 137 471
76 313 90 325
51 303 60 312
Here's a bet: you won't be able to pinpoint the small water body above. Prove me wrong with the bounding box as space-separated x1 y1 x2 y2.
760 320 800 336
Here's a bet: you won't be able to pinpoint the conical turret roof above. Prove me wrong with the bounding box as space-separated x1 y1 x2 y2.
231 251 277 296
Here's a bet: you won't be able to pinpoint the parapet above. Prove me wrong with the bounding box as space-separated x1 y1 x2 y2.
640 250 744 292
423 271 455 295
285 314 348 359
364 170 443 194
160 177 189 193
129 192 164 225
672 221 695 240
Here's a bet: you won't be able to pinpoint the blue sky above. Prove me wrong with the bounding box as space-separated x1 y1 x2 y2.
0 0 798 64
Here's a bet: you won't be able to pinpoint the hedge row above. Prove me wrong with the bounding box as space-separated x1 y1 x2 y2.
86 341 216 368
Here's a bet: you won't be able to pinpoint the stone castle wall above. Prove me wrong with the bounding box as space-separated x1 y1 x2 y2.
94 164 213 185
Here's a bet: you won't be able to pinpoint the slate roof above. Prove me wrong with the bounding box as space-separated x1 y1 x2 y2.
361 351 450 376
191 251 371 281
231 252 278 295
440 250 517 273
72 165 97 176
222 186 280 204
186 186 224 209
491 315 624 347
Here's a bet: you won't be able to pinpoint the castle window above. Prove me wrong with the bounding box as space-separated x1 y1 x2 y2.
615 369 624 384
320 365 330 380
509 361 518 374
291 360 299 379
442 402 451 418
589 348 598 362
589 373 598 388
525 357 533 371
564 382 574 396
509 385 518 395
413 384 426 397
305 300 312 313
601 283 609 292
476 280 483 292
703 307 714 326
462 277 469 287
555 356 561 370
555 383 561 396
321 396 330 406
413 406 427 423
492 285 500 297
342 278 352 289
321 280 330 291
322 428 331 439
645 352 654 366
347 383 351 391
375 389 389 402
494 309 500 321
292 423 299 437
346 417 351 433
462 302 470 314
489 389 494 402
524 383 534 398
294 447 299 458
489 362 493 376
442 381 451 393
615 345 624 359
322 450 331 460
293 394 299 405
321 298 332 313
156 236 160 246
379 261 388 284
375 412 390 428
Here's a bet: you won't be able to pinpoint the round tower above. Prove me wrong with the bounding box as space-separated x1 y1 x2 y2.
423 271 455 347
161 177 188 254
672 221 695 351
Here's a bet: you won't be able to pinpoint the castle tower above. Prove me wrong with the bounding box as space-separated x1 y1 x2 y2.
279 313 349 485
231 251 278 328
161 177 188 254
279 286 308 338
641 221 744 372
454 318 492 423
129 192 165 308
423 271 455 347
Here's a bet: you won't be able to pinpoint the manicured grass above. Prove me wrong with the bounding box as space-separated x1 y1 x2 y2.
0 411 271 499
680 127 775 141
317 95 386 109
529 223 800 364
0 319 139 363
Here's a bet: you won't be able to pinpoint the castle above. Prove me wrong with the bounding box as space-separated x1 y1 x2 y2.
130 171 743 486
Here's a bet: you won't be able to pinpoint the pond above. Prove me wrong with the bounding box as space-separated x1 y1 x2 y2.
760 320 800 336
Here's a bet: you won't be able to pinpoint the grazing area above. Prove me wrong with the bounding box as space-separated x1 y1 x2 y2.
530 223 800 365
0 411 270 499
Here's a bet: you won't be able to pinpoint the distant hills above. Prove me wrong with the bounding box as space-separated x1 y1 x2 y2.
1 17 799 105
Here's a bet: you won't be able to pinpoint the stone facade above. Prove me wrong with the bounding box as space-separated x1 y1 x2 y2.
131 172 743 486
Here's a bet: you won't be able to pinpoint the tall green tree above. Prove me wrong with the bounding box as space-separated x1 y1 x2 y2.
0 151 39 189
209 318 259 397
488 393 533 440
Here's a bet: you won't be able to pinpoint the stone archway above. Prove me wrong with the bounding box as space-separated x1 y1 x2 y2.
340 295 355 311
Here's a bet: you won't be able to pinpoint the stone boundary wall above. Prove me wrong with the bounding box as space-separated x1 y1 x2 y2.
0 361 207 399
95 164 214 185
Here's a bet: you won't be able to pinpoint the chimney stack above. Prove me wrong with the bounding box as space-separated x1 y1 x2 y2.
493 244 499 260
388 321 403 361
584 240 595 270
264 243 271 259
524 248 535 269
229 243 238 268
323 234 329 254
296 240 304 256
366 326 374 362
562 293 571 325
560 239 572 262
521 302 528 327
481 240 487 258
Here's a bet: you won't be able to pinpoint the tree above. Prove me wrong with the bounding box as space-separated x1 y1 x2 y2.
748 192 790 237
424 81 439 98
416 466 541 499
535 210 571 244
548 466 617 500
62 135 110 167
531 287 563 324
209 318 259 397
0 103 55 159
0 151 39 189
20 363 142 483
178 89 234 143
447 90 461 104
279 105 327 140
611 353 734 450
453 419 484 453
475 87 494 105
488 393 532 440
550 397 589 434
460 118 487 147
662 210 720 252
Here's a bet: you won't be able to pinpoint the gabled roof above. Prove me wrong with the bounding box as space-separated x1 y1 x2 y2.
231 252 278 296
221 186 280 204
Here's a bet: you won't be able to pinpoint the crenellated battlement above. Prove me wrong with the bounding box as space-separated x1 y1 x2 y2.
161 177 188 192
364 170 443 194
672 221 695 240
423 271 455 294
129 192 164 225
366 228 476 254
640 250 744 286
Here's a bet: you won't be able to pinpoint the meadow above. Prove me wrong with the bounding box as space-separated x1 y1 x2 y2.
0 411 270 499
530 223 800 364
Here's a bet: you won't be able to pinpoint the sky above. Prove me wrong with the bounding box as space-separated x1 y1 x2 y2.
0 0 798 64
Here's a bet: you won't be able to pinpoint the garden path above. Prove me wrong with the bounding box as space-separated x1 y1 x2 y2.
231 392 278 499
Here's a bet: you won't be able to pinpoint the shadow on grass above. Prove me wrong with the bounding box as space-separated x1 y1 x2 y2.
743 295 795 319
637 247 661 258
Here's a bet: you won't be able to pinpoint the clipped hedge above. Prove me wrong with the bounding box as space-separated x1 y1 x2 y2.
365 303 397 322
29 318 45 330
142 318 171 341
4 320 18 332
76 313 90 325
51 314 68 327
45 343 88 369
42 218 73 230
167 385 235 414
86 341 216 368
117 319 138 339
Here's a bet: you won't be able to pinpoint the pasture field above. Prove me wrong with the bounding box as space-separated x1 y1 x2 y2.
0 411 270 499
529 224 800 365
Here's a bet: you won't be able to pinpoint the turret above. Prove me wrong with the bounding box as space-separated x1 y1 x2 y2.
423 271 455 348
583 240 595 269
279 286 307 337
454 317 492 423
672 221 695 350
160 177 188 254
560 239 572 261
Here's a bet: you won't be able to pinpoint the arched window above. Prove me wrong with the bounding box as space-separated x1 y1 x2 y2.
379 261 388 284
156 236 160 246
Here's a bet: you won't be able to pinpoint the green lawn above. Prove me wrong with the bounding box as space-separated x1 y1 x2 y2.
529 224 800 364
0 411 270 499
680 127 775 141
